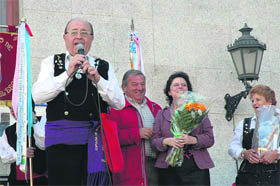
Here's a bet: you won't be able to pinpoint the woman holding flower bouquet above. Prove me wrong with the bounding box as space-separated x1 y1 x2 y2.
228 84 280 185
151 72 214 186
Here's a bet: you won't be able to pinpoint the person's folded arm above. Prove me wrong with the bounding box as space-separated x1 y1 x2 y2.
109 108 140 146
118 128 141 146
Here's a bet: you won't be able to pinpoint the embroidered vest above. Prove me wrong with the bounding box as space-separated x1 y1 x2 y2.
238 117 279 177
46 53 109 121
242 117 253 149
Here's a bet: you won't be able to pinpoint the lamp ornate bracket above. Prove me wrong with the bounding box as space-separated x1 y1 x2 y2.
224 82 252 121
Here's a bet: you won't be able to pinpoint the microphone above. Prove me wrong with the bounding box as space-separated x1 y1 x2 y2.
75 43 85 79
76 43 84 55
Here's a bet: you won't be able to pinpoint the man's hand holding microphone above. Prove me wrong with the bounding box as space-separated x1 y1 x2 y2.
66 43 100 84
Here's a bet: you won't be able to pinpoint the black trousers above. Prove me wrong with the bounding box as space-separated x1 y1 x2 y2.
158 155 210 186
8 176 48 186
46 144 88 186
146 157 159 186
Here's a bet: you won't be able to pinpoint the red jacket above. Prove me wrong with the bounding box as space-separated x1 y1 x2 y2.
109 97 162 186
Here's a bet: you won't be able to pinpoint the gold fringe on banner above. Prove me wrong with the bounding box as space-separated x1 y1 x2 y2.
0 24 18 34
0 100 12 107
0 24 18 28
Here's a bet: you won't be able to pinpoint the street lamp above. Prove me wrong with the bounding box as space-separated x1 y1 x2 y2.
224 23 266 121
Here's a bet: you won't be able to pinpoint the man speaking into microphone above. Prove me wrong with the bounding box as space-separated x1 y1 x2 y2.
32 18 125 185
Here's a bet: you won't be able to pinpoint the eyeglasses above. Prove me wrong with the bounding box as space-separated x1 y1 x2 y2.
66 29 92 37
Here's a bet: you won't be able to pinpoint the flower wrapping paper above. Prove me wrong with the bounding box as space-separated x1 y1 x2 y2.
166 91 209 167
252 105 280 153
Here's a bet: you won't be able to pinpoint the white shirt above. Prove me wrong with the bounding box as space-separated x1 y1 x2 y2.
228 116 257 160
0 115 46 164
32 52 125 110
228 112 280 160
126 96 156 158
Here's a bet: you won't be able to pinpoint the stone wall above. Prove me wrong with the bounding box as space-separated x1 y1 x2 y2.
1 0 280 185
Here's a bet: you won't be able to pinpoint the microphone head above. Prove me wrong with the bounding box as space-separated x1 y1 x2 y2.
76 43 85 55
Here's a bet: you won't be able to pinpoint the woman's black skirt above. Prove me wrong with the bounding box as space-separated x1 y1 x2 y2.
158 155 210 186
236 160 280 186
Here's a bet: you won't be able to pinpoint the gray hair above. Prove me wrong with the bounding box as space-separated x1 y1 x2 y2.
64 18 94 36
122 69 145 87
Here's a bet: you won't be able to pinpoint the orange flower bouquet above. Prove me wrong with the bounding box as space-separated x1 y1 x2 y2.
165 91 209 167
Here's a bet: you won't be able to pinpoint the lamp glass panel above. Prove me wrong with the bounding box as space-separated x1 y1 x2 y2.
256 49 263 74
231 49 243 75
243 48 256 74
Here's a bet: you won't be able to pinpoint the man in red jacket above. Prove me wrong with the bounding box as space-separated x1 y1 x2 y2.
109 69 162 186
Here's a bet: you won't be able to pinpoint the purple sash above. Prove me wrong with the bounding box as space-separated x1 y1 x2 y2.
46 120 109 185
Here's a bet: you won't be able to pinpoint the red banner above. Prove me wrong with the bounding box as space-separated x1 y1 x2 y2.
0 32 17 106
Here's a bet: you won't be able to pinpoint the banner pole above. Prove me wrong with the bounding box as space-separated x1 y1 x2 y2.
28 136 33 186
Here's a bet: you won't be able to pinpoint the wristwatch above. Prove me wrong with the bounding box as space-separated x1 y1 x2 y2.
241 149 246 159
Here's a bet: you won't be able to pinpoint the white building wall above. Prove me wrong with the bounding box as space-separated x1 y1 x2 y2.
1 0 280 185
